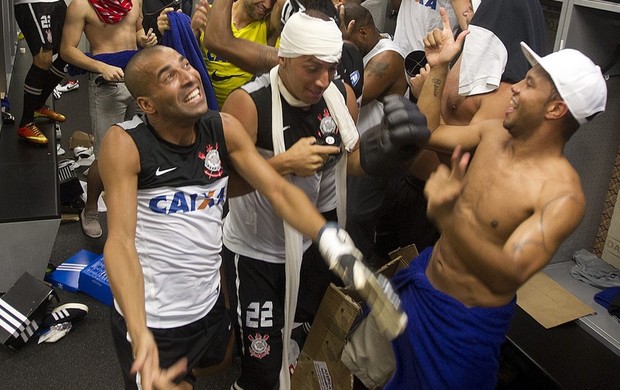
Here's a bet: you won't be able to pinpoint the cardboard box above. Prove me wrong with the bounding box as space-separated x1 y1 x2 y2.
291 245 418 390
292 285 360 390
517 272 595 329
45 249 100 292
79 256 113 306
0 273 57 350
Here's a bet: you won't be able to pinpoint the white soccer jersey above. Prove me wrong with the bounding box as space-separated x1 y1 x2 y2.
115 113 230 328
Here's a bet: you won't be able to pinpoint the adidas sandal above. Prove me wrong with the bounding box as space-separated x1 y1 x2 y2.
41 303 89 329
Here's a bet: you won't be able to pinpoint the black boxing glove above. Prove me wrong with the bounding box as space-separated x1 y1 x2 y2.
359 95 431 176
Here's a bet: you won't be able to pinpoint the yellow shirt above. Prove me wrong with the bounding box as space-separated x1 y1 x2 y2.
201 20 268 108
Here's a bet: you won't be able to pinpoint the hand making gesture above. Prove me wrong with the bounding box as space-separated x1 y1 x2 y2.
424 145 470 229
423 7 469 68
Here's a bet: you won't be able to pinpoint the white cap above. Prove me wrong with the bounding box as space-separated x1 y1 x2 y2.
520 41 607 125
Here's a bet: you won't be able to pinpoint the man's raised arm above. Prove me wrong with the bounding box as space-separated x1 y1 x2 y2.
203 0 279 74
416 7 489 153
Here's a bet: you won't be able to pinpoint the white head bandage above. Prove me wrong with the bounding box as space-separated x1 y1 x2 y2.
279 12 342 63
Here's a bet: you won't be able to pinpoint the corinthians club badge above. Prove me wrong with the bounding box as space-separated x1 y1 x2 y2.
315 109 342 170
248 333 270 359
198 143 223 178
317 113 339 146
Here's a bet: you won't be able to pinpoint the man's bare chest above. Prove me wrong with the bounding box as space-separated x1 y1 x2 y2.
458 161 537 240
442 72 481 125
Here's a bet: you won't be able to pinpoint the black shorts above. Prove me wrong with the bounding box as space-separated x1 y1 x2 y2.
14 1 66 55
110 291 232 389
224 250 286 390
222 235 341 390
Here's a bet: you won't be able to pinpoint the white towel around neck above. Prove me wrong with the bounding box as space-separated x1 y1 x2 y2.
270 65 358 389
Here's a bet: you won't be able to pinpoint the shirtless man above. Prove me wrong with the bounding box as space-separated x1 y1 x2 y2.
431 0 544 128
374 0 545 259
382 9 607 389
61 0 156 238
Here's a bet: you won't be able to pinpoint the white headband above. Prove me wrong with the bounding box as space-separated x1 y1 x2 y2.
279 12 342 63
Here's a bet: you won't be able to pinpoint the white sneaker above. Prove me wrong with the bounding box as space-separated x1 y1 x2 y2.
73 145 93 158
80 208 102 238
56 80 79 93
74 146 95 166
76 154 95 167
57 144 65 156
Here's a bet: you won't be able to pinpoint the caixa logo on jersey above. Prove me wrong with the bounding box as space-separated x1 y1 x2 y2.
149 187 226 214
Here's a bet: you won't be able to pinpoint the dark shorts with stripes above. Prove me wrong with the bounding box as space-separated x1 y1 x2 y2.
14 1 66 55
222 233 341 389
110 291 232 389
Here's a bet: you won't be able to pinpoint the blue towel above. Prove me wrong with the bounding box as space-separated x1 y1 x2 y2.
594 287 620 309
385 247 516 390
67 50 139 76
163 12 219 111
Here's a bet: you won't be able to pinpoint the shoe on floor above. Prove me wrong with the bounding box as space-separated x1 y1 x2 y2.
18 123 48 144
34 105 66 122
73 145 93 159
74 146 95 167
41 302 89 329
80 208 102 238
56 79 79 93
